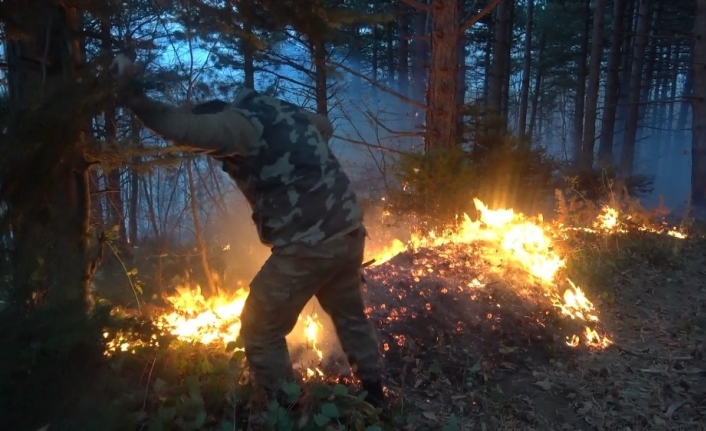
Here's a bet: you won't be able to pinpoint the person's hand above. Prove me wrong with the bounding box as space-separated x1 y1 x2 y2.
110 53 138 78
110 54 144 105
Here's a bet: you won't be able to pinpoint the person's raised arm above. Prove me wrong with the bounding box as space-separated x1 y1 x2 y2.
126 95 258 156
111 54 257 156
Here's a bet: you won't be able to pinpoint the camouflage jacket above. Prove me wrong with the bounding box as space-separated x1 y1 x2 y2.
128 87 363 248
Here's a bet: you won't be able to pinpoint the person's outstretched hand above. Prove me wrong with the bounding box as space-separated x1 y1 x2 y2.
110 54 144 105
110 53 138 78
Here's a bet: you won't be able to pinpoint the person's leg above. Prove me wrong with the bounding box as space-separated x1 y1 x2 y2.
314 229 385 406
240 251 336 400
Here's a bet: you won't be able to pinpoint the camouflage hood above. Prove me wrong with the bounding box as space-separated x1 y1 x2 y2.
217 88 363 248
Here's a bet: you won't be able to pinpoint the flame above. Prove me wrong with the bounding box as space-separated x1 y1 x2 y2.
365 198 686 349
106 198 685 366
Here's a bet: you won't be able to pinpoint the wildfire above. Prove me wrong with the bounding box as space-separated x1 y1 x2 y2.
365 198 686 350
106 198 686 369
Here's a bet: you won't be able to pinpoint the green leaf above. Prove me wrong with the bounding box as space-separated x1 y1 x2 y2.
429 360 443 374
321 402 340 418
332 384 348 397
442 414 460 431
225 341 238 353
308 384 333 399
193 410 207 428
281 381 301 400
157 405 176 421
314 414 331 427
365 426 384 431
148 418 164 431
153 378 166 394
185 375 200 393
219 421 236 431
200 357 214 375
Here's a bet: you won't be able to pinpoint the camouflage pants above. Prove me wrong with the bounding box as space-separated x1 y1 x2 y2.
240 226 382 394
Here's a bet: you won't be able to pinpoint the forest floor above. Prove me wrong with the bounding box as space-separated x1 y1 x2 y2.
357 235 706 431
2 221 705 431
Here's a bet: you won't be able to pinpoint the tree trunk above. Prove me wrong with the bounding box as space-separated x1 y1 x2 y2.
654 43 672 145
637 3 660 136
398 2 410 97
242 21 255 88
489 0 511 128
312 36 328 115
518 0 534 138
500 1 514 120
186 159 217 296
573 0 591 162
667 44 680 144
372 25 379 82
386 21 395 86
483 32 493 100
620 0 652 177
4 3 95 312
101 19 126 248
678 50 693 140
692 0 706 208
128 115 141 245
615 0 637 146
528 31 547 139
413 4 429 103
598 0 627 166
425 0 460 149
581 0 608 170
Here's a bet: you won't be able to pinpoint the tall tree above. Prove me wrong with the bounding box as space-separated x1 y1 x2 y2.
598 0 628 166
1 1 101 311
620 0 652 177
573 0 591 162
404 0 499 149
581 0 608 170
692 0 706 208
517 0 534 139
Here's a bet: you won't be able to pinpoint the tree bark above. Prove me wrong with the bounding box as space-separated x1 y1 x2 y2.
620 0 652 177
413 3 429 103
128 115 141 245
186 159 217 297
581 0 608 170
398 1 410 97
573 0 591 162
692 0 706 208
598 0 627 166
3 3 95 312
489 0 511 129
424 0 460 149
312 36 328 115
528 31 547 139
518 0 534 139
242 20 255 88
101 19 126 249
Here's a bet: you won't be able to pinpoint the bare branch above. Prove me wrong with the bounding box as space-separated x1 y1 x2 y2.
334 135 408 155
460 0 501 34
328 61 426 110
400 0 431 13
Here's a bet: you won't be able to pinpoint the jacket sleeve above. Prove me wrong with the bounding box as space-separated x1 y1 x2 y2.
303 111 334 142
127 97 259 156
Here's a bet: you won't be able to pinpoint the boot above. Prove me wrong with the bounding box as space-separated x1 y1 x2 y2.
361 379 385 409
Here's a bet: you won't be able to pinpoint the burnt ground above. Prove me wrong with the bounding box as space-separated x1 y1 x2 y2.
353 238 706 431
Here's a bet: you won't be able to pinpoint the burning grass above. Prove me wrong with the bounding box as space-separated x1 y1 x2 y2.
105 198 687 361
4 197 704 431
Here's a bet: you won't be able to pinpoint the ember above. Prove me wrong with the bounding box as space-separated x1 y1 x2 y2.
105 198 686 373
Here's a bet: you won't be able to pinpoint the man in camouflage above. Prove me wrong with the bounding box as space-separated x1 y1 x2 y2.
111 55 385 407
